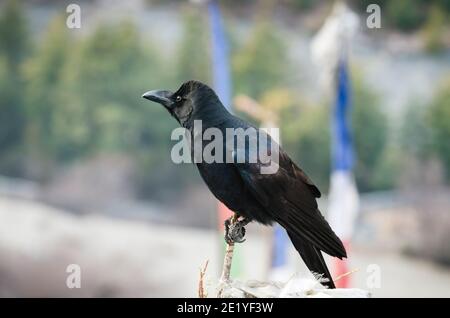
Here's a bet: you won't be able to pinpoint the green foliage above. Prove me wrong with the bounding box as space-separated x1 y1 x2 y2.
423 5 447 53
386 0 426 31
400 103 431 160
0 0 29 176
0 56 25 152
399 79 450 184
176 9 210 83
282 103 331 191
63 21 195 197
351 74 389 192
0 0 28 70
370 145 401 190
286 0 317 10
426 79 450 180
0 57 26 176
24 17 70 163
233 22 286 99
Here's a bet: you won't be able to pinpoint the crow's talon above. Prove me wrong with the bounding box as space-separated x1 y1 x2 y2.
224 216 249 244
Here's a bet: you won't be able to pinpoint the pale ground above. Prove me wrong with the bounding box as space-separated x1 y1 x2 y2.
0 196 449 297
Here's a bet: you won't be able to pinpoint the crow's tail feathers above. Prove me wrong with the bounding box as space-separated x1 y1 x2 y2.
287 231 336 289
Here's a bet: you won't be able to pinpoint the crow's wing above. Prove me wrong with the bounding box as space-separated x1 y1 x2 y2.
281 151 321 198
233 146 346 258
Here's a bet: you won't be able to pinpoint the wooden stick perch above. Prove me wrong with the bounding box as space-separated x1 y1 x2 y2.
217 214 239 297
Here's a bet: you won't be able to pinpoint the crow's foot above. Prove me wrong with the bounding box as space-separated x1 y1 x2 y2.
224 216 250 244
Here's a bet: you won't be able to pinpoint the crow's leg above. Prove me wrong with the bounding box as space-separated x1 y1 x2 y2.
224 215 250 244
224 217 233 244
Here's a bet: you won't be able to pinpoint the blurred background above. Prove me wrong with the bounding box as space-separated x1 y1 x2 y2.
0 0 449 297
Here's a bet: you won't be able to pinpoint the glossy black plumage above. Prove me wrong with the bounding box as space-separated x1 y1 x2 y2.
142 80 347 289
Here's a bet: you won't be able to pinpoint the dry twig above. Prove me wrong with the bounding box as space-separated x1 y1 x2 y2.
198 260 209 298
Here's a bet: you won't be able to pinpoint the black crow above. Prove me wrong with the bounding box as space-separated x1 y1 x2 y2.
142 80 346 289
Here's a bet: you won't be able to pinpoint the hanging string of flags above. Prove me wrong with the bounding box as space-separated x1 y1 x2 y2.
311 2 360 288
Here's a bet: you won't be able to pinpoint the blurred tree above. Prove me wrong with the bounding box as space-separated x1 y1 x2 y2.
371 144 401 190
176 8 210 83
66 21 196 198
426 79 450 181
351 74 390 192
282 103 331 191
59 21 162 159
386 0 426 31
24 17 70 174
287 0 317 10
400 103 431 160
21 13 205 197
233 21 286 99
0 0 28 71
0 0 29 176
423 4 447 53
440 0 450 11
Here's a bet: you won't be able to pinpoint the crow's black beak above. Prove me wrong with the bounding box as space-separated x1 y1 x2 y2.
142 90 174 108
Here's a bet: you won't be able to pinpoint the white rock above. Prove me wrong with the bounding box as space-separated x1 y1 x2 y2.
217 273 370 298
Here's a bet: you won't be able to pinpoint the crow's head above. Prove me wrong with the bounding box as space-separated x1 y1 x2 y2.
142 80 226 127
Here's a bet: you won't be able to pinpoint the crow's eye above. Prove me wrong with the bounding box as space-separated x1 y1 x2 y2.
175 95 182 102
